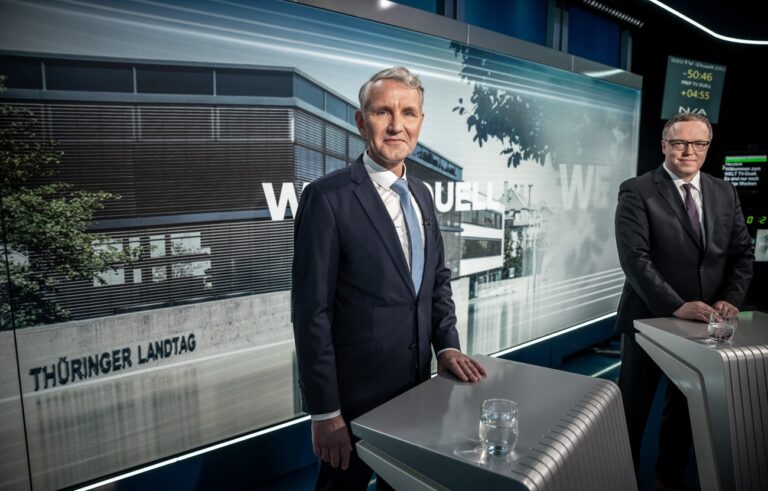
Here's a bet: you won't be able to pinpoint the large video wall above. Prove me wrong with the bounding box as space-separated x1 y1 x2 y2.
0 0 640 488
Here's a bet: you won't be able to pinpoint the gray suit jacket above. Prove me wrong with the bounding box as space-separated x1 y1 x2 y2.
614 166 753 334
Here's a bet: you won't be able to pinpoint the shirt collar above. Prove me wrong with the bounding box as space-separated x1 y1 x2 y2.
363 151 407 190
662 162 701 191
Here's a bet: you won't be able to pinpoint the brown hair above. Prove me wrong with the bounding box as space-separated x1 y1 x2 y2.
662 112 713 140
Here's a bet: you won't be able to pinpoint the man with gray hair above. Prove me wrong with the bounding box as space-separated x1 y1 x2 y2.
293 66 485 490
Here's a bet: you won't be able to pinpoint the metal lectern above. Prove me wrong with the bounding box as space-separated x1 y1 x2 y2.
635 311 768 491
351 355 636 490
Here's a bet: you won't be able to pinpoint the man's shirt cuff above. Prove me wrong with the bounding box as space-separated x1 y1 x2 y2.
436 347 459 356
311 410 341 421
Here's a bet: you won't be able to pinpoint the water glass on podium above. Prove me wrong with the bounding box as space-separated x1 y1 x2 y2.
708 311 737 343
479 398 518 456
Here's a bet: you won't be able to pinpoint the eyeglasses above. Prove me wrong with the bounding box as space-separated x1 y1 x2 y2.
664 139 711 152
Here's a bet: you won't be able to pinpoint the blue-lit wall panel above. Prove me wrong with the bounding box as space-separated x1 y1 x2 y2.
568 6 621 68
463 0 548 45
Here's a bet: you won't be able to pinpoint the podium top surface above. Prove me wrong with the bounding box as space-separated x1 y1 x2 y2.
634 310 768 348
351 355 631 490
633 312 768 491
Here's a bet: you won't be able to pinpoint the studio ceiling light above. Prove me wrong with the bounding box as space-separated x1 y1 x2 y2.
582 0 644 28
646 0 768 45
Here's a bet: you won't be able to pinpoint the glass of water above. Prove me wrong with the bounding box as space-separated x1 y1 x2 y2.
479 398 518 456
708 311 737 343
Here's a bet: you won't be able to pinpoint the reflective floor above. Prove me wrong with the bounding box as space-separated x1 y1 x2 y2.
466 271 623 356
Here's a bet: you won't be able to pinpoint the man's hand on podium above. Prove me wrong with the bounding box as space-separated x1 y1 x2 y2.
673 300 740 322
438 350 487 382
712 300 739 316
673 301 716 322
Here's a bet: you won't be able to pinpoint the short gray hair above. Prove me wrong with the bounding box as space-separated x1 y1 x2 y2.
662 112 713 140
358 66 424 111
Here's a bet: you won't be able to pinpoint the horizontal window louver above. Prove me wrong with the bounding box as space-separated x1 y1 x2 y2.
36 220 294 321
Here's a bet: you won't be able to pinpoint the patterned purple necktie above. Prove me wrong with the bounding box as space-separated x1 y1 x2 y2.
682 183 701 241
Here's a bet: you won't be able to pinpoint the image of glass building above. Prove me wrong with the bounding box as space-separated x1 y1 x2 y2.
1 53 465 323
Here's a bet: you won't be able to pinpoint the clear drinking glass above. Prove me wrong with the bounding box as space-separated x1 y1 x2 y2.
479 398 518 456
721 312 738 342
708 311 736 343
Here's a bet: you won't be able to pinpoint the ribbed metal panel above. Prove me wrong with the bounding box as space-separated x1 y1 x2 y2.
326 156 347 174
522 379 636 490
294 110 360 185
218 107 292 141
56 143 137 214
50 104 133 141
139 106 212 141
324 123 346 159
348 134 366 159
718 344 768 491
294 110 323 150
6 103 297 218
132 141 293 215
294 145 324 186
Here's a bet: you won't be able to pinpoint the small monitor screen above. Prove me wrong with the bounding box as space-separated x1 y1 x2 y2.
722 154 766 192
755 229 768 262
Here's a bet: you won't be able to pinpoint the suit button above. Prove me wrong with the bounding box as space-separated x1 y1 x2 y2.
409 343 417 350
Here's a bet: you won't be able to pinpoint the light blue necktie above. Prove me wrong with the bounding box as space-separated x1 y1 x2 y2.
391 179 424 293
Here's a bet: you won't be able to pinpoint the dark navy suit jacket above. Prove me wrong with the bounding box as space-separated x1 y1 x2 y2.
292 156 460 420
614 166 753 334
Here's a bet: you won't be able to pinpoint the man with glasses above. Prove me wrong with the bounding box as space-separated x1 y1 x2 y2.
614 112 753 490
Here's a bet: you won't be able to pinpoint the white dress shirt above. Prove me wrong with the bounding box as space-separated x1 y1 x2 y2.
362 151 425 268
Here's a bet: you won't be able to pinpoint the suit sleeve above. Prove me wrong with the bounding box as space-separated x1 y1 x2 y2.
426 196 460 353
717 184 754 307
291 183 341 415
615 182 685 316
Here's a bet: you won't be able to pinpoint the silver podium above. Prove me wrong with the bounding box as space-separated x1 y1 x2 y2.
635 311 768 491
351 355 636 490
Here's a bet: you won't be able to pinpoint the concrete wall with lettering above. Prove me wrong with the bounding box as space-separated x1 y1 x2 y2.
16 277 470 395
16 291 292 394
7 277 467 490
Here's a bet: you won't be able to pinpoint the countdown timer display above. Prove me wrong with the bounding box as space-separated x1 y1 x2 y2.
661 56 726 123
746 215 767 225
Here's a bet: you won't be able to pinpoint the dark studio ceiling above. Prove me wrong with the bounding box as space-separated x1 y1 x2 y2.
584 0 768 42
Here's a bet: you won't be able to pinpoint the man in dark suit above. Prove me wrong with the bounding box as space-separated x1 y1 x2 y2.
292 66 486 491
614 112 753 490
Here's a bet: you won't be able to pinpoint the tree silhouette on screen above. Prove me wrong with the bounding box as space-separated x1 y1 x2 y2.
451 42 554 168
0 78 137 328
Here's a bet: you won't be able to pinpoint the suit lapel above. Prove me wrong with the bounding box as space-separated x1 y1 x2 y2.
653 166 703 250
350 159 415 293
699 173 716 253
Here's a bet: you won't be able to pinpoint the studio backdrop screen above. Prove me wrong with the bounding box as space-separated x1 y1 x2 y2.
0 0 640 488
